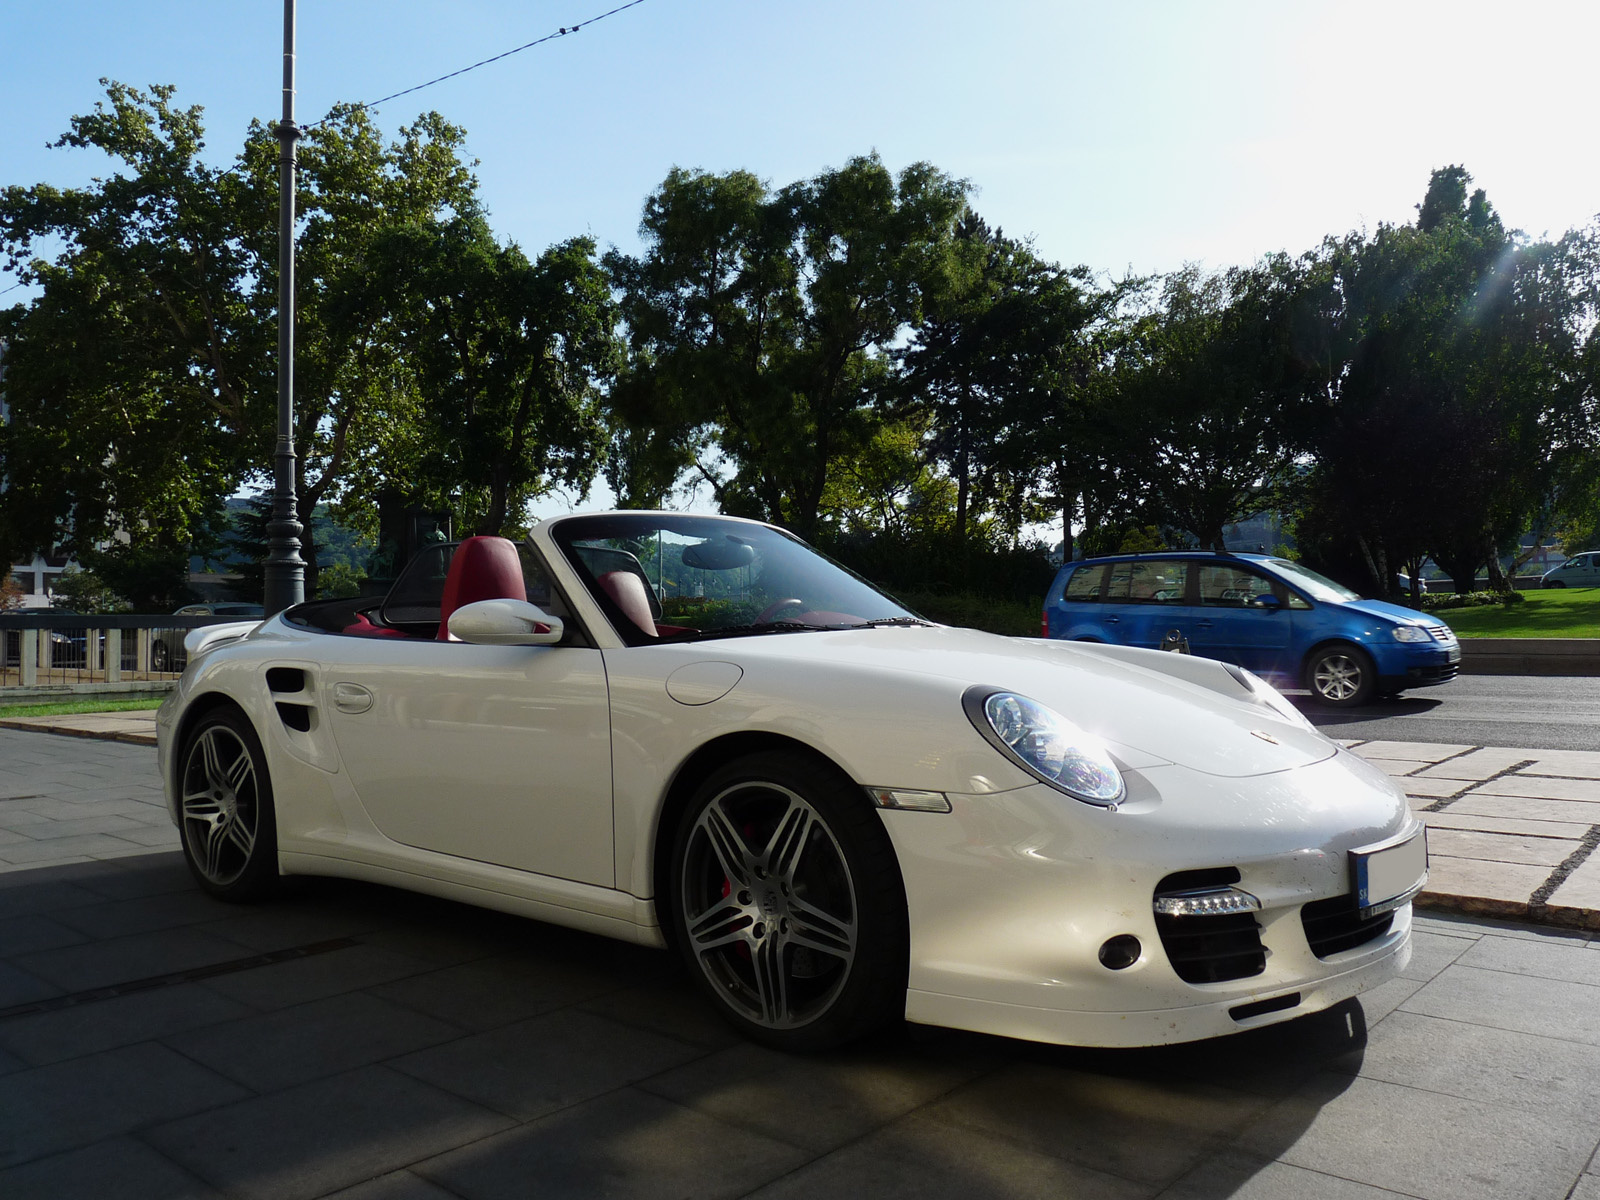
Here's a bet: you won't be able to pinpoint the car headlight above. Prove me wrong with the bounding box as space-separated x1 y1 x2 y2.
1391 625 1431 643
962 687 1124 806
1222 663 1317 731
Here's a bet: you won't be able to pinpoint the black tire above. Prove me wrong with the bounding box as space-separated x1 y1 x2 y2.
1547 580 1566 589
177 707 279 901
666 750 908 1052
1305 644 1377 708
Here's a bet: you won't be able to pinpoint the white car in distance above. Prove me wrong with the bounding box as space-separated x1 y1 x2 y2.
157 511 1425 1051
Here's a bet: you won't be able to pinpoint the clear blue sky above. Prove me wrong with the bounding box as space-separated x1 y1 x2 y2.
8 0 1598 283
6 1 1599 514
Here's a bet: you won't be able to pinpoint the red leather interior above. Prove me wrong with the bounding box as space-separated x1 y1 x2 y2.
341 611 407 638
437 536 527 641
597 570 658 638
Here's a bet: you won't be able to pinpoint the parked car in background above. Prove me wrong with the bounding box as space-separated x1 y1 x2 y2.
6 606 88 668
1541 552 1600 588
152 603 265 671
1043 552 1459 707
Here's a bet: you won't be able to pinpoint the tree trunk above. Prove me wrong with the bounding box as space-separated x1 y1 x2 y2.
1355 534 1389 599
1058 475 1077 564
954 410 970 545
1484 536 1511 593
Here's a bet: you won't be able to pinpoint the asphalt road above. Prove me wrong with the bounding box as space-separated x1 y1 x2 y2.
1294 673 1600 751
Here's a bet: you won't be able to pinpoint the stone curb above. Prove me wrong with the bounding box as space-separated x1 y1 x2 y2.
1415 892 1600 932
0 716 158 745
1459 637 1600 676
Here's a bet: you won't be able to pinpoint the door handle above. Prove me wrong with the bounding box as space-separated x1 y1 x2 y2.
1104 616 1120 624
1196 620 1215 629
332 682 374 714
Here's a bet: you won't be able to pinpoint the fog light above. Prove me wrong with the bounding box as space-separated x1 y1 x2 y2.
1098 934 1142 970
1152 887 1262 917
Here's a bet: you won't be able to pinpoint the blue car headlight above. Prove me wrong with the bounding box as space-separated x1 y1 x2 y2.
1392 625 1431 643
962 687 1125 806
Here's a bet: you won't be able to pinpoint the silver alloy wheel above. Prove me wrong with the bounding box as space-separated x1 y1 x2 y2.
180 724 261 887
1312 652 1364 703
679 781 858 1030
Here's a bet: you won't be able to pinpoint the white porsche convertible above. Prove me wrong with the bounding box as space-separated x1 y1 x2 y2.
156 511 1425 1051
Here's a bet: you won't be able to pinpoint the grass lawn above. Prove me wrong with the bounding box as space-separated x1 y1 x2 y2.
1433 589 1600 639
0 697 164 719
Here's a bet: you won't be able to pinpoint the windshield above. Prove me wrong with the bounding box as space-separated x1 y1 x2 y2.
550 514 918 643
1263 558 1361 603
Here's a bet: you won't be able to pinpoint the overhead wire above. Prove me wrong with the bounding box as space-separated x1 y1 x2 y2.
305 0 650 131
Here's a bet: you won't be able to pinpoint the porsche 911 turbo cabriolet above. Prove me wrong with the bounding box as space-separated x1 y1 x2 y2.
157 511 1425 1051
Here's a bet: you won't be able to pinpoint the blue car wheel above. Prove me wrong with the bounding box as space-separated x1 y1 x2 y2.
1306 644 1376 707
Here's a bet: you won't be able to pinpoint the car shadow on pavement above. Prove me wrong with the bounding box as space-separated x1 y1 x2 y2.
0 851 1356 1199
1298 694 1445 730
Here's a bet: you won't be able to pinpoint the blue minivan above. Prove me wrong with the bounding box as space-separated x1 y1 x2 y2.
1042 552 1460 706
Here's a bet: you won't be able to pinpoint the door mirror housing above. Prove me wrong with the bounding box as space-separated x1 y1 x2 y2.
447 598 564 646
1248 593 1283 611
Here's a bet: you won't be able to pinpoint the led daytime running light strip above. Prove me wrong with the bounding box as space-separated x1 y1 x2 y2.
1152 887 1262 917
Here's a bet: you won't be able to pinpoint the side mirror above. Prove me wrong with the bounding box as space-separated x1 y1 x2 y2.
1249 594 1283 611
447 598 564 646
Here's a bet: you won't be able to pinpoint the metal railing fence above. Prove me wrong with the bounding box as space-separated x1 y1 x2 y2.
0 613 259 690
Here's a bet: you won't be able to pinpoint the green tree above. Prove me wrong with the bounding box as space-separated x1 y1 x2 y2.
606 155 969 540
1290 167 1594 595
901 214 1111 552
0 82 263 570
1105 260 1307 551
0 82 480 592
350 215 618 536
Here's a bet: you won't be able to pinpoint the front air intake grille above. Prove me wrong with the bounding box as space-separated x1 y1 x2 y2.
1301 893 1395 958
1153 868 1266 984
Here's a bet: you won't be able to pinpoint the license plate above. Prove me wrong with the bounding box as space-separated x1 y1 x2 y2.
1353 830 1428 917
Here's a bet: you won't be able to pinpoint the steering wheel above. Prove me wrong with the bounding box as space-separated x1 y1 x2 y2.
756 598 805 624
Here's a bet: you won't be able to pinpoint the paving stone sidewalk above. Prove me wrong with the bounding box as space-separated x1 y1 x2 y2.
1349 738 1600 928
6 725 1600 1197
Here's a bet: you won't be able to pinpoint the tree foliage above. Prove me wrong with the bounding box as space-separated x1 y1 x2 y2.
605 156 969 540
5 85 1598 609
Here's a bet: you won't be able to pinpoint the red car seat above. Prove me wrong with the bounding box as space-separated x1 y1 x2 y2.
596 570 659 638
436 536 527 641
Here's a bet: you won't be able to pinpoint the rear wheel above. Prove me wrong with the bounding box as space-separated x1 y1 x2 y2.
1305 645 1377 708
667 751 907 1051
177 708 279 901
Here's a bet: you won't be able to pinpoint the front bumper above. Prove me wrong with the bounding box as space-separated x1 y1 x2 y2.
907 922 1408 1047
879 752 1415 1047
1373 639 1460 690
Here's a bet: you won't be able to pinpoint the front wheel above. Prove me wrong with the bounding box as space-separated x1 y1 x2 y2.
1305 645 1377 708
1547 580 1566 589
177 708 279 901
667 751 907 1051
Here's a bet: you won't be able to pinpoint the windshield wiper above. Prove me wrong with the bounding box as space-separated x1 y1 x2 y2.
662 620 818 641
855 616 934 628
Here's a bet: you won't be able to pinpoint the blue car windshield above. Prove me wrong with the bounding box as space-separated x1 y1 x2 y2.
1264 559 1361 603
549 514 917 643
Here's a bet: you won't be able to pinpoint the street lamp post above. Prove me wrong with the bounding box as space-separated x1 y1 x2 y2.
264 0 306 615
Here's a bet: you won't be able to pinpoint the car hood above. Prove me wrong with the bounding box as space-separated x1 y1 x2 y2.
692 625 1336 780
1342 598 1432 624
